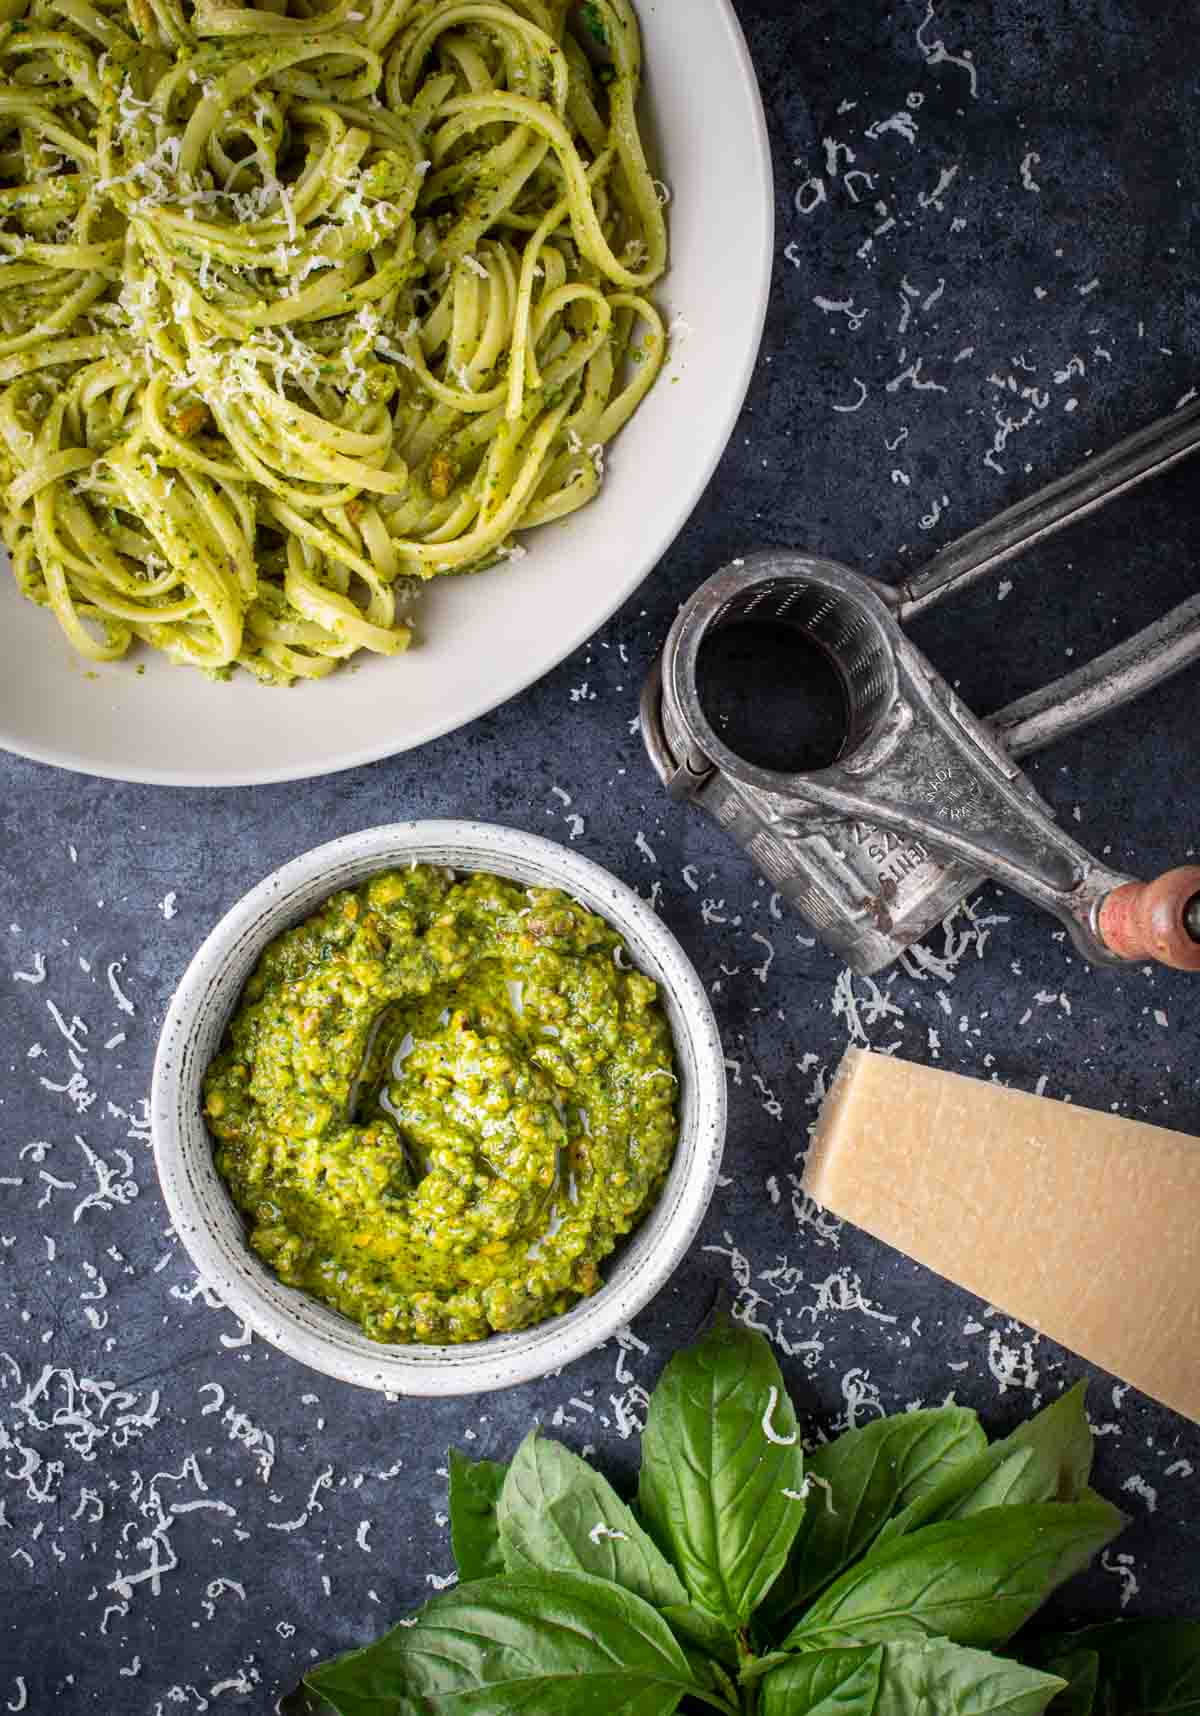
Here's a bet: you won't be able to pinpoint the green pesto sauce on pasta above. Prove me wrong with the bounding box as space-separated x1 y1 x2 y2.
202 865 678 1343
0 0 667 683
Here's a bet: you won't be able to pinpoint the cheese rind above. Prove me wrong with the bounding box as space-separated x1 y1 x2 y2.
804 1047 1200 1423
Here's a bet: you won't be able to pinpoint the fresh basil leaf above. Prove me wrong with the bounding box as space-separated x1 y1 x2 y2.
679 1643 741 1708
875 1382 1093 1548
763 1406 987 1619
638 1311 806 1627
738 1651 801 1687
783 1496 1125 1654
306 1571 711 1716
659 1603 740 1669
949 1447 1046 1512
707 1658 741 1708
1101 1617 1200 1710
762 1638 1066 1715
497 1429 688 1607
1039 1648 1099 1714
448 1449 508 1582
758 1644 884 1713
951 1383 1093 1515
1028 1620 1200 1714
305 1638 424 1716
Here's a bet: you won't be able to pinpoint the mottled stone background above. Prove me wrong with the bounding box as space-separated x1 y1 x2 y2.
2 0 1198 1708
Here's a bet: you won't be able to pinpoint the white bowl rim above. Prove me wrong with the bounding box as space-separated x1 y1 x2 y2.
0 0 774 789
151 821 727 1394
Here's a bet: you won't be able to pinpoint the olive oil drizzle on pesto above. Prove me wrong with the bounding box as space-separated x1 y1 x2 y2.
203 866 678 1343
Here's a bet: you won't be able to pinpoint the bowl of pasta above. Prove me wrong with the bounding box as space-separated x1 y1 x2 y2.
0 0 772 785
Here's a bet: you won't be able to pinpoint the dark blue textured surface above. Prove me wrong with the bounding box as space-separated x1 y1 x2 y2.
2 2 1198 1707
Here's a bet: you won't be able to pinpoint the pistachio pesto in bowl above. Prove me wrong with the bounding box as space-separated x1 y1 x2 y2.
152 823 726 1395
202 865 680 1345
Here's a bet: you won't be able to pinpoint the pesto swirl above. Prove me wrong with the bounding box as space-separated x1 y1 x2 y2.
203 865 679 1343
0 0 667 682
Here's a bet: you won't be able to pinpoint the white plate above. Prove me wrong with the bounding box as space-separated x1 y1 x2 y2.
151 823 727 1394
0 2 773 787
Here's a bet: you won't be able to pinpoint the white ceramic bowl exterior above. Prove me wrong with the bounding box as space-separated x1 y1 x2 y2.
152 823 727 1394
0 1 773 786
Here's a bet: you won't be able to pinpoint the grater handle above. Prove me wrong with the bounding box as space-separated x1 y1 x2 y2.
1096 868 1200 970
991 590 1200 759
895 397 1200 621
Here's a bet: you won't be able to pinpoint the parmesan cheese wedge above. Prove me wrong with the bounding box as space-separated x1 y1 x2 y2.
804 1047 1200 1422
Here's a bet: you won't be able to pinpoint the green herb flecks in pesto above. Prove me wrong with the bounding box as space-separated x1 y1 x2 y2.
203 865 678 1344
580 2 609 46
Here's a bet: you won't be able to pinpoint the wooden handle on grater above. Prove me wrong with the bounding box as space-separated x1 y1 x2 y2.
1097 867 1200 970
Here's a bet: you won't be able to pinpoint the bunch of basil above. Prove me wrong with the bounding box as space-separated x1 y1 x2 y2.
299 1314 1199 1715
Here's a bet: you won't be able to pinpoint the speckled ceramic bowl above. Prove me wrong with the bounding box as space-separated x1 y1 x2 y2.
151 822 726 1395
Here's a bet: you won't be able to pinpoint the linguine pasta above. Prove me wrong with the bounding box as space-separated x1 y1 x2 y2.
0 0 667 683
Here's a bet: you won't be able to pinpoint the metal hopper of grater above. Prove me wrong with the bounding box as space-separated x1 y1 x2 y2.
641 399 1200 975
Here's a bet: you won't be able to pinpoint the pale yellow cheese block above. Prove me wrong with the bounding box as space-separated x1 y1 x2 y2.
804 1047 1200 1422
